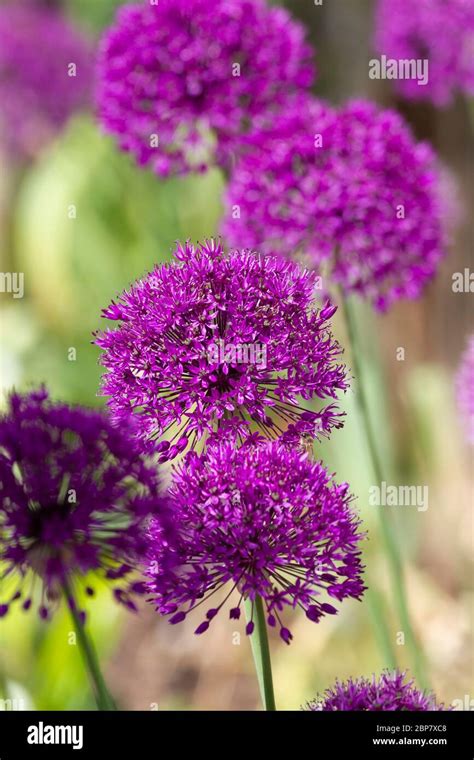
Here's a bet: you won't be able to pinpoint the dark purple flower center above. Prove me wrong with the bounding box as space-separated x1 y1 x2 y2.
25 502 76 548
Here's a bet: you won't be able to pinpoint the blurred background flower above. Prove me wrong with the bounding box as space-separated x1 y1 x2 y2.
0 1 92 160
96 0 315 175
222 96 451 311
455 335 474 445
0 0 472 711
0 387 163 621
374 0 474 106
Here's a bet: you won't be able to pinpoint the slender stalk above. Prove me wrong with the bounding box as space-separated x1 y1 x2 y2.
0 669 8 701
340 294 429 689
366 588 397 670
62 579 116 711
244 596 276 710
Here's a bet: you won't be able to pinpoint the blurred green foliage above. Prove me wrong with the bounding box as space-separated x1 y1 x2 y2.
66 0 129 32
2 583 121 710
9 116 223 404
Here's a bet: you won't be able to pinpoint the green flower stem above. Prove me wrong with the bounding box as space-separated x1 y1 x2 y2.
341 294 429 689
62 579 116 711
366 588 398 670
244 596 276 711
0 669 8 701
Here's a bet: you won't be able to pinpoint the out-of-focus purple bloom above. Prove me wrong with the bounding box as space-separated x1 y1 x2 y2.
0 3 92 158
18 0 63 7
307 670 446 710
96 0 315 176
95 239 348 459
0 388 165 620
455 335 474 445
146 441 366 643
222 97 450 311
374 0 474 106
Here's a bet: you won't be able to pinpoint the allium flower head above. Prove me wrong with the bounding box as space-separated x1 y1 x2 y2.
0 389 164 621
455 335 474 444
96 239 348 459
307 670 446 711
146 441 366 643
222 97 450 311
375 0 474 106
0 3 92 157
96 0 315 176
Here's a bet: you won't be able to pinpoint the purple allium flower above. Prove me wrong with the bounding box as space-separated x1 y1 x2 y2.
0 388 165 620
455 335 474 445
96 0 314 176
222 97 450 311
95 239 348 459
374 0 474 106
0 3 92 158
146 441 366 643
307 670 446 711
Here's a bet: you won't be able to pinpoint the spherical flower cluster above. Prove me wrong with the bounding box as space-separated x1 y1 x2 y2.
374 0 474 106
0 389 165 621
146 441 366 643
96 0 314 176
222 97 449 311
307 670 446 710
455 334 474 445
96 239 348 459
0 3 92 158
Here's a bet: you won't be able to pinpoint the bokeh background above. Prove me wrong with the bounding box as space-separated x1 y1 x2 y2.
0 0 472 710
